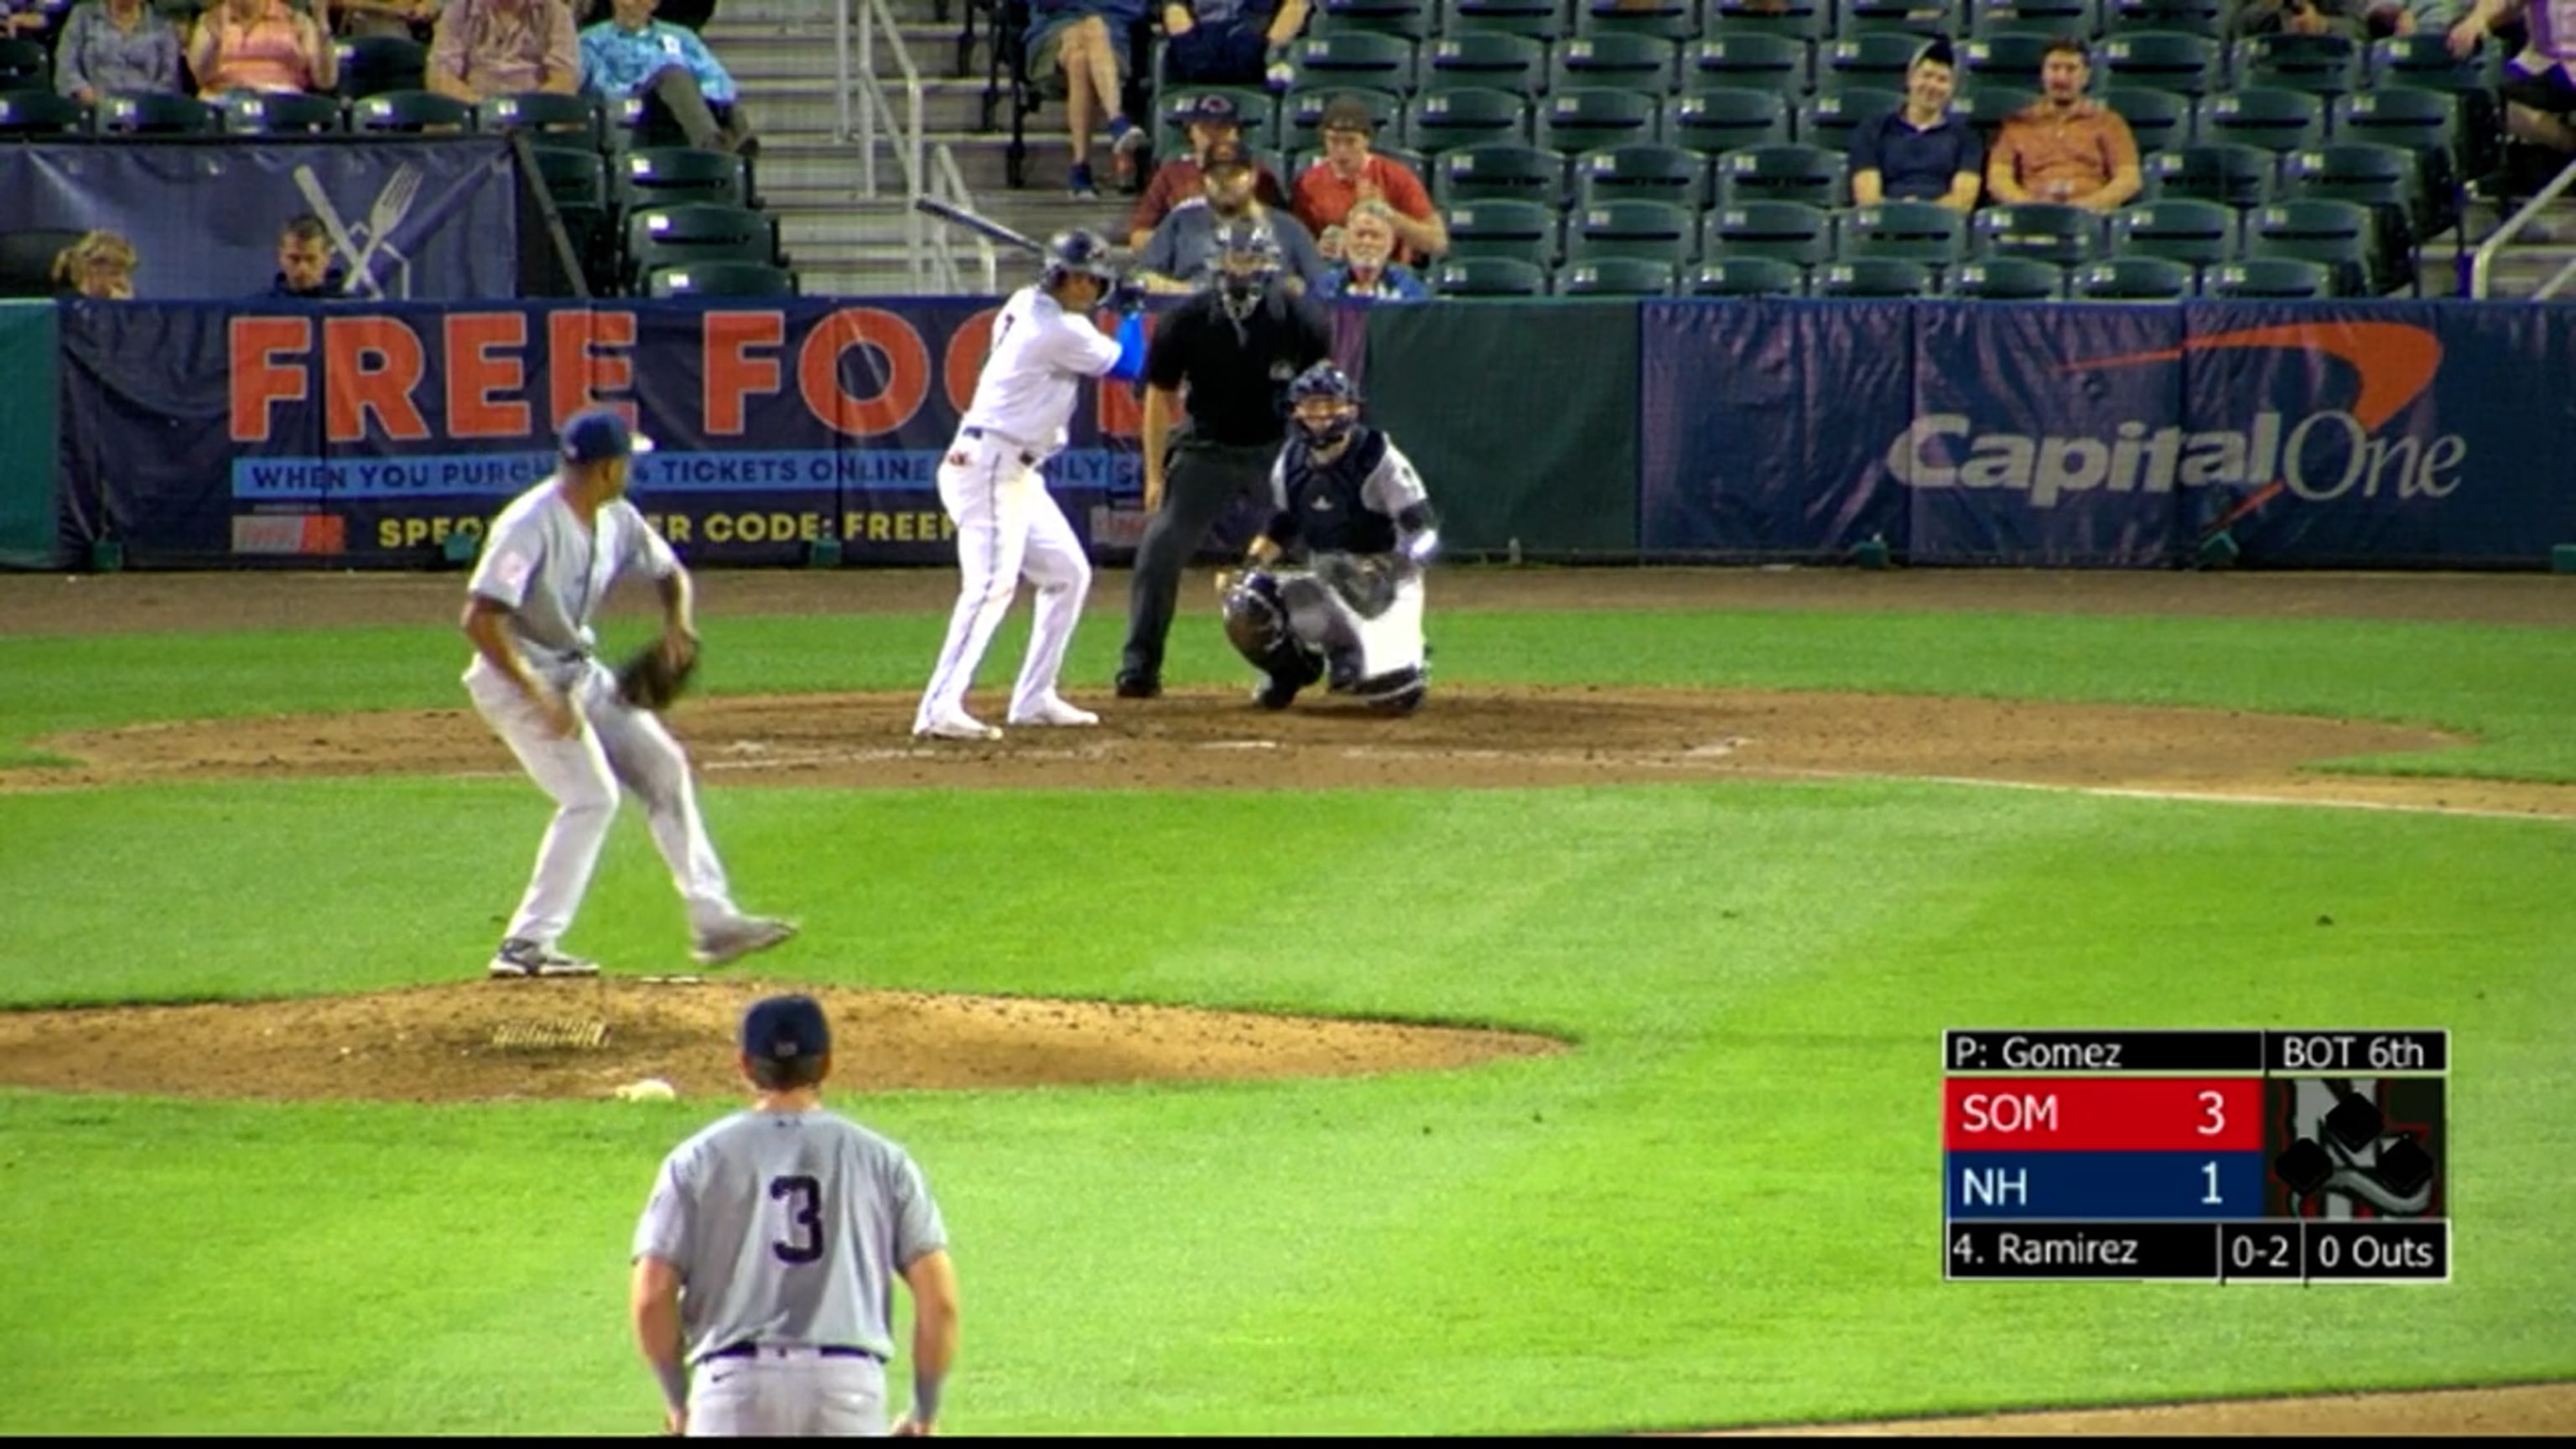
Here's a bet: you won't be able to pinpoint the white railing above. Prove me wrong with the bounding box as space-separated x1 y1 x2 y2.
2469 154 2576 299
834 0 934 288
927 142 1000 294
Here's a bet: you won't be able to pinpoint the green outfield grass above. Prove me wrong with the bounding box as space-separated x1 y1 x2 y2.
1 595 2570 1434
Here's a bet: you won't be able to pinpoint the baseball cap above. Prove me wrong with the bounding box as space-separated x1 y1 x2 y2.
1320 94 1379 135
740 994 832 1064
1187 92 1241 125
561 407 654 464
1912 35 1955 68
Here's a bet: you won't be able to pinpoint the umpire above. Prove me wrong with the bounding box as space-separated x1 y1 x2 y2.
1114 216 1334 699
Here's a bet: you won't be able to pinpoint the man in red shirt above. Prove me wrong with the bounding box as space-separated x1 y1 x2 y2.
1291 93 1446 264
1127 91 1291 248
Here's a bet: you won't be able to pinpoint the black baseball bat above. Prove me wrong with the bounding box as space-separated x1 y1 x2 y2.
912 196 1047 256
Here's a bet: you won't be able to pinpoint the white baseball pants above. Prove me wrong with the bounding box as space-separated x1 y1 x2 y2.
687 1352 888 1437
466 656 742 947
914 432 1093 728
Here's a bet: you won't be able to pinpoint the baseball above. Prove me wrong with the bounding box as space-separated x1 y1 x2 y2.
615 1078 678 1102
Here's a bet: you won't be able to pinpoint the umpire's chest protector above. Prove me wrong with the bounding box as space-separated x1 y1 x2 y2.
1285 432 1398 556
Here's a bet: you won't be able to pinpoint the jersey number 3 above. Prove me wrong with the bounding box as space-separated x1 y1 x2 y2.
769 1175 824 1265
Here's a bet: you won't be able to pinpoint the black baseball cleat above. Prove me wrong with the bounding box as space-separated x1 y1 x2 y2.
1252 673 1300 710
1114 672 1161 699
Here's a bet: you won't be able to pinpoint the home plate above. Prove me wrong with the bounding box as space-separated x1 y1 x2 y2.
1685 739 1745 758
1197 740 1282 750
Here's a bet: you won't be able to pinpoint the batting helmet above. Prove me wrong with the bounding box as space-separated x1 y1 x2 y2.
1041 228 1119 288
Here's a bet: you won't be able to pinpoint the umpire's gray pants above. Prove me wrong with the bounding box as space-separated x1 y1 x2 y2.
688 1350 887 1436
1121 436 1279 684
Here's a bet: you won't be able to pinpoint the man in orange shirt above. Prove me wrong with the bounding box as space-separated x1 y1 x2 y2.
1985 37 2141 213
1291 94 1446 264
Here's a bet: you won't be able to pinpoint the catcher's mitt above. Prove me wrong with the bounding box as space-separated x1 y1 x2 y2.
616 641 698 711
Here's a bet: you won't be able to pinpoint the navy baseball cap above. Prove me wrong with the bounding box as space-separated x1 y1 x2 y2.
741 994 832 1063
1187 93 1240 124
561 408 655 464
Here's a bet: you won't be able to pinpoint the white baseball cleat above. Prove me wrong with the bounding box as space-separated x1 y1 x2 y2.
1006 695 1101 727
693 916 799 969
913 713 1003 741
488 938 600 979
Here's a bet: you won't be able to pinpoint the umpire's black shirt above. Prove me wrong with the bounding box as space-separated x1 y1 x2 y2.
1145 287 1334 447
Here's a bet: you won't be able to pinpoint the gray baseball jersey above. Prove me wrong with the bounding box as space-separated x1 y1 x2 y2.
632 1108 949 1364
467 476 680 686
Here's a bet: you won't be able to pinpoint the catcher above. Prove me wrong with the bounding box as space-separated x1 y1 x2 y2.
458 408 797 979
1217 361 1438 714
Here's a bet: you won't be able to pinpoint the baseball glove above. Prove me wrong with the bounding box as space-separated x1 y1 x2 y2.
616 639 698 711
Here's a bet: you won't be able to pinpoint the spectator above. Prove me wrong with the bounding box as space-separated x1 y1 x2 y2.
582 0 712 28
1851 38 1981 211
52 231 138 299
1319 201 1429 299
1025 0 1147 199
55 0 185 103
336 0 440 43
1986 38 2141 212
426 0 579 102
1136 140 1330 293
2225 0 2367 39
1291 93 1445 264
1161 0 1309 87
2364 0 2464 36
580 0 755 156
268 214 346 298
0 0 48 39
1127 91 1289 247
2452 0 2576 164
189 0 339 96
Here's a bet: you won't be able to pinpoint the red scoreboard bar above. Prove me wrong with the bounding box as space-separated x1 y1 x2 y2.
1941 1029 2450 1283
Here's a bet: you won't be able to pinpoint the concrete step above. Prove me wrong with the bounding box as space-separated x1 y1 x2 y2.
724 77 995 137
710 0 968 29
706 19 987 83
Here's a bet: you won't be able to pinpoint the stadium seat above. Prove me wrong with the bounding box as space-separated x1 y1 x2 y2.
2331 87 2472 217
221 91 343 135
1971 202 2105 265
1436 141 1571 205
2109 197 2236 274
334 36 428 100
0 38 49 91
1706 0 1828 40
480 91 605 147
1166 86 1281 154
1576 142 1710 209
1701 199 1836 267
2100 31 2219 96
2282 142 2427 276
1967 0 2099 39
1663 88 1792 154
1404 85 1530 151
2243 198 2378 296
1313 0 1437 37
1839 201 1966 273
1573 0 1698 42
1280 86 1387 150
2102 0 2221 35
1680 35 1811 97
1815 257 1934 295
91 92 218 134
351 89 475 132
1428 253 1551 293
2070 253 2193 299
2231 32 2360 96
2200 256 2330 298
1839 0 1958 35
1420 33 1549 96
1286 31 1420 92
625 203 779 292
1713 143 1849 207
1962 34 2068 93
1566 198 1698 263
1798 89 1903 152
0 91 84 136
1551 34 1680 94
647 260 799 298
615 148 750 216
2102 86 2191 156
1538 87 1660 151
1554 255 1679 294
2147 142 2277 208
2367 39 2502 183
2197 87 2324 155
1681 254 1807 295
1441 197 1562 264
1442 0 1571 40
1820 34 1923 94
1946 257 2068 299
1951 87 2038 142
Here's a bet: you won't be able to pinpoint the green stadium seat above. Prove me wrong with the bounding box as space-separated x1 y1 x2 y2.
1420 33 1549 96
0 37 47 91
351 89 475 133
1837 0 1958 37
334 36 428 100
94 92 219 134
1706 0 1828 40
221 92 344 135
1573 0 1699 42
2231 33 2360 96
1538 87 1660 151
1971 201 2105 265
1554 255 1680 293
2102 86 2191 155
1797 88 1902 152
1441 197 1562 264
1313 0 1437 38
2361 40 2500 185
1820 34 1923 94
1576 142 1710 209
648 260 799 298
1429 253 1551 293
2070 253 2193 299
1967 0 2100 39
2331 87 2470 223
2243 197 2379 296
2147 142 2277 208
0 91 86 136
1946 256 2068 299
480 92 604 147
2103 0 2220 35
1551 34 1680 94
1952 86 2038 142
1713 142 1849 206
1404 85 1531 151
2200 256 2329 298
1436 142 1572 205
2196 86 2325 155
1701 198 1835 267
1837 200 1966 270
625 203 779 293
1680 35 1812 96
615 148 750 218
1442 0 1571 40
1962 33 2071 93
2109 198 2236 274
1286 32 1420 93
1566 198 1699 263
2282 142 2427 278
1664 88 1793 154
2101 31 2218 95
1280 86 1392 149
1815 257 1935 295
1681 255 1808 294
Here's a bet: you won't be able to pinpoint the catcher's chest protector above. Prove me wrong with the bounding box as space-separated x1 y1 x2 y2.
1282 432 1398 558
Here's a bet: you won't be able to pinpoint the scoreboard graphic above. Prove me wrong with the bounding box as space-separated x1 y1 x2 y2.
1942 1030 2449 1283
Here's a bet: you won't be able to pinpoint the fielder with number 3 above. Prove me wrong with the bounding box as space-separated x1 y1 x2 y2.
631 995 962 1437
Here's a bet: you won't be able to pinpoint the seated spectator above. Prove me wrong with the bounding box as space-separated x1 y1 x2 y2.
1319 201 1428 300
1161 0 1308 88
427 0 579 102
336 0 440 43
189 0 339 97
1025 0 1147 198
1987 38 2141 213
1136 140 1330 293
580 0 755 156
1851 38 1981 211
55 0 185 103
53 230 138 299
1128 91 1289 247
2453 0 2576 164
1 0 49 39
1291 94 1445 264
2225 0 2366 39
2365 0 2463 36
268 214 346 297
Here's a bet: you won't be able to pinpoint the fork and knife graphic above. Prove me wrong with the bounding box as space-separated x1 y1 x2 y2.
290 159 423 299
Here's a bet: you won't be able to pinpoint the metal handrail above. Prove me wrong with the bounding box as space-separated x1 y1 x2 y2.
2469 153 2576 299
836 0 939 288
930 141 1000 294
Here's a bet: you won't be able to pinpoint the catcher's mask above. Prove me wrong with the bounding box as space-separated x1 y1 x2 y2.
1212 217 1279 319
1287 361 1360 449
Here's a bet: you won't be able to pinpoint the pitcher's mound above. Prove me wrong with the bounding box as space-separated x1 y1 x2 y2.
0 979 1563 1104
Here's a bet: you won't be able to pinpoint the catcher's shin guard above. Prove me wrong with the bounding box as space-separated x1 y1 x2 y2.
1223 571 1324 706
